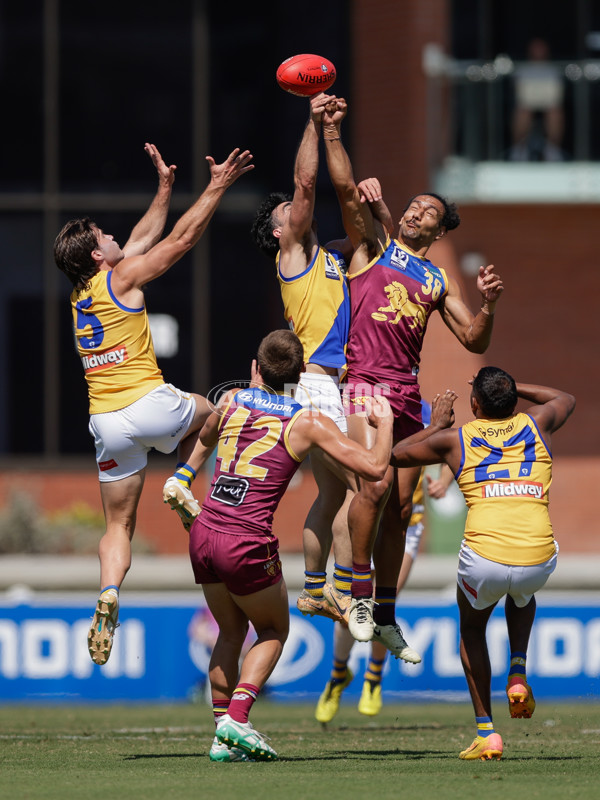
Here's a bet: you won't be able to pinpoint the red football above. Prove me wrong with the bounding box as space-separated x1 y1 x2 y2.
276 54 336 97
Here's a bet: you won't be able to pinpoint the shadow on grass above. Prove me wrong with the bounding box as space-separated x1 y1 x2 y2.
122 750 584 764
124 754 201 760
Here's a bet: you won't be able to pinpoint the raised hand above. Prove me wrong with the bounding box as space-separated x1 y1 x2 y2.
206 148 254 187
358 177 383 204
144 142 177 188
430 389 458 429
477 264 504 304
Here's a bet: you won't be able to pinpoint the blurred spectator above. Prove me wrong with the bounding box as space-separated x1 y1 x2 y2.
509 38 565 162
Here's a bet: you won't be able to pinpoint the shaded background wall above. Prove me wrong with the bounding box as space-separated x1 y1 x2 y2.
0 0 598 554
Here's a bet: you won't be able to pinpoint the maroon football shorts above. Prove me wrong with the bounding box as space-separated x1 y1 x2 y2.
342 378 423 443
189 520 282 596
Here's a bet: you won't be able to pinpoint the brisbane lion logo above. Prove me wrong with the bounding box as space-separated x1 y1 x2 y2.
371 281 428 332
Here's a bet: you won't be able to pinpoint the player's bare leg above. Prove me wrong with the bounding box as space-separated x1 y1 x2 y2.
204 583 251 700
298 450 351 622
457 587 503 760
98 470 145 590
505 594 537 718
373 466 420 589
202 582 253 762
208 580 289 761
457 587 497 718
370 465 421 663
88 471 145 665
346 413 393 641
315 622 356 723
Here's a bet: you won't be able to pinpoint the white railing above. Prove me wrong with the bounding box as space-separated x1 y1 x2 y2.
424 44 600 166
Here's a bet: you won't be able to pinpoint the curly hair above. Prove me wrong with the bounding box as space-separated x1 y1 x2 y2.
250 192 291 258
403 192 461 232
54 217 100 292
472 366 518 419
257 329 304 391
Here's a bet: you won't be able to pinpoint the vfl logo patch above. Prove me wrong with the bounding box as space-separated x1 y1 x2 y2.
324 253 341 280
390 245 409 269
483 481 544 500
211 475 249 506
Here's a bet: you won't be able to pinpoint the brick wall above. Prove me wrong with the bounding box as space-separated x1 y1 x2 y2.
352 0 450 201
0 460 596 555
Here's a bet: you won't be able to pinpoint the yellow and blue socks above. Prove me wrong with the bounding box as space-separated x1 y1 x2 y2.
476 716 495 738
333 563 352 596
304 571 326 600
330 658 350 688
212 698 229 726
173 462 196 489
364 655 385 689
508 651 528 680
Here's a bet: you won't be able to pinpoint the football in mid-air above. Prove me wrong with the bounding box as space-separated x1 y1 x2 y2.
276 54 336 97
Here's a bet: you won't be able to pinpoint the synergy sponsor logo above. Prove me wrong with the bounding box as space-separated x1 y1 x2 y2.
81 346 127 373
483 481 544 500
476 420 516 438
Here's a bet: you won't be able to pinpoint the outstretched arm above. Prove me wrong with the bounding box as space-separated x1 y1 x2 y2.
113 148 254 293
321 97 385 268
439 265 504 353
518 382 576 435
122 143 177 257
277 93 332 277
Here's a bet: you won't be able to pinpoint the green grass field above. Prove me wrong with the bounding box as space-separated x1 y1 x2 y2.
2 700 599 800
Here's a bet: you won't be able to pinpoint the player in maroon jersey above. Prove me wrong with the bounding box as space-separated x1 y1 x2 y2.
191 329 393 762
320 96 504 652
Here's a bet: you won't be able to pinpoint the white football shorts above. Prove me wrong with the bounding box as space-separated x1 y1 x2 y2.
294 371 347 433
457 540 559 610
89 383 197 482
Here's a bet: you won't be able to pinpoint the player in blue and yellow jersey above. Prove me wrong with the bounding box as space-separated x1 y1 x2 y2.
321 95 504 657
251 93 394 627
54 144 254 666
191 329 392 761
390 368 576 760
